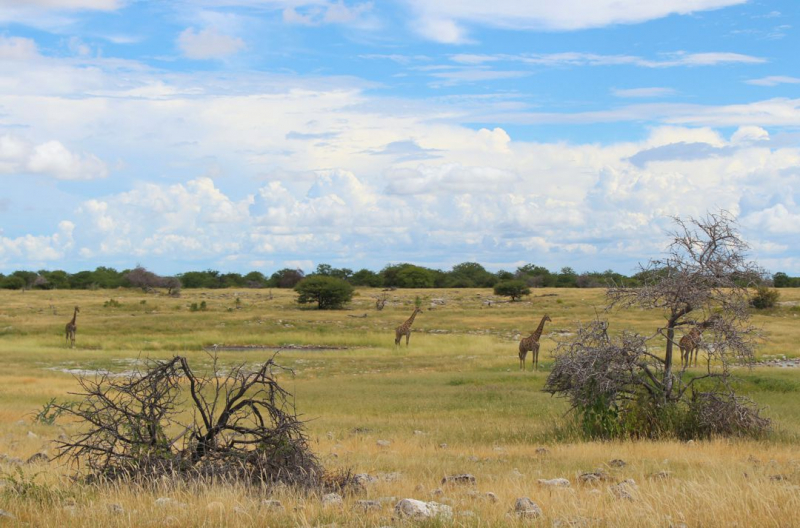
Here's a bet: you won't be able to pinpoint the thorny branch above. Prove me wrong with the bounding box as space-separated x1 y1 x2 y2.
54 353 326 487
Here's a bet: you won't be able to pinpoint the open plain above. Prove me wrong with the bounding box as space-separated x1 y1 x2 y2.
0 287 799 527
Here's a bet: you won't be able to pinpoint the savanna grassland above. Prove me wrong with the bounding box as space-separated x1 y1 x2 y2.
0 287 799 527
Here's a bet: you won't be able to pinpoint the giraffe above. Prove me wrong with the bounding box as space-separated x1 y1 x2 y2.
65 306 80 348
679 319 714 368
375 293 388 311
518 314 551 371
395 307 422 346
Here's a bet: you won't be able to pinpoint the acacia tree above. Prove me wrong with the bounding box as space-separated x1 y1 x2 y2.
545 212 770 439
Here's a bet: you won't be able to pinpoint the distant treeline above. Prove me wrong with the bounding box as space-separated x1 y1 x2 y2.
0 263 797 291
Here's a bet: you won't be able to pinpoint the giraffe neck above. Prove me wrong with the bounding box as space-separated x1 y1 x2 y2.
531 316 548 340
405 310 418 327
70 309 78 326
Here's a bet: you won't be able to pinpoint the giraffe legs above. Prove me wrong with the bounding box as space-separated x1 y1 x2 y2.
406 332 410 346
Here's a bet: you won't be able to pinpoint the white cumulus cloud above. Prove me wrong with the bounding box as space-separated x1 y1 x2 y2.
178 27 246 60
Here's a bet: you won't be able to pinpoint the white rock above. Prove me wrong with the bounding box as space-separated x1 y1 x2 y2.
106 503 124 515
394 499 453 521
376 439 391 447
538 478 571 488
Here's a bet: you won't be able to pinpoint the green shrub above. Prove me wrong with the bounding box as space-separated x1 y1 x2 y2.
294 276 354 309
493 280 531 301
750 286 780 309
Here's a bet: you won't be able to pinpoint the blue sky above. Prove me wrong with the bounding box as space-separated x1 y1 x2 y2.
0 0 799 275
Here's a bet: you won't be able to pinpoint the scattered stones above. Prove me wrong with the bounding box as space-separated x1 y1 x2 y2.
261 499 285 511
513 497 542 519
376 439 391 447
106 503 124 515
430 488 444 497
459 510 475 518
26 431 38 439
413 430 425 436
25 452 48 464
441 474 476 486
0 510 15 519
486 492 498 503
394 499 453 521
609 459 627 468
322 493 343 508
538 478 571 488
769 474 788 482
439 443 448 449
354 500 381 512
535 447 550 456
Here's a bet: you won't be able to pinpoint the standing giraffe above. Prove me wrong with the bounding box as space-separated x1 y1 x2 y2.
518 314 551 371
679 319 714 367
395 307 422 346
65 306 80 348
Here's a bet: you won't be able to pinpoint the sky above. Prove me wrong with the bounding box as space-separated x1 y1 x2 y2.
0 0 798 276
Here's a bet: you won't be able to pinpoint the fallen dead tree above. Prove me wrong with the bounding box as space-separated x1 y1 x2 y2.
55 354 329 488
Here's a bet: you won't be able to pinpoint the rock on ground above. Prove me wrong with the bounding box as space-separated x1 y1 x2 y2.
538 478 571 487
394 499 453 521
513 497 542 519
441 474 476 485
25 453 49 465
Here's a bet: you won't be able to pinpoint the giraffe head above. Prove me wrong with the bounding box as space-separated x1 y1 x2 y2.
543 314 551 323
74 306 80 313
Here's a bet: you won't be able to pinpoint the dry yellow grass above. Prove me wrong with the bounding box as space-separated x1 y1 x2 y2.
0 287 799 526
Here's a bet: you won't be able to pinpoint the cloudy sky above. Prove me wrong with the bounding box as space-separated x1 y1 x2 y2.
0 0 798 275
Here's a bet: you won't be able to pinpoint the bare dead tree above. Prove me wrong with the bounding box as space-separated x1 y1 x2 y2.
607 211 764 401
545 212 771 439
55 354 327 487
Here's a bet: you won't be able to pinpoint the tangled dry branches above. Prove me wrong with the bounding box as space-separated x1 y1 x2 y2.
55 354 324 487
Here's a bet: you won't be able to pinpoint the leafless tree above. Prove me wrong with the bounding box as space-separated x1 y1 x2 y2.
55 354 327 487
545 212 770 438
